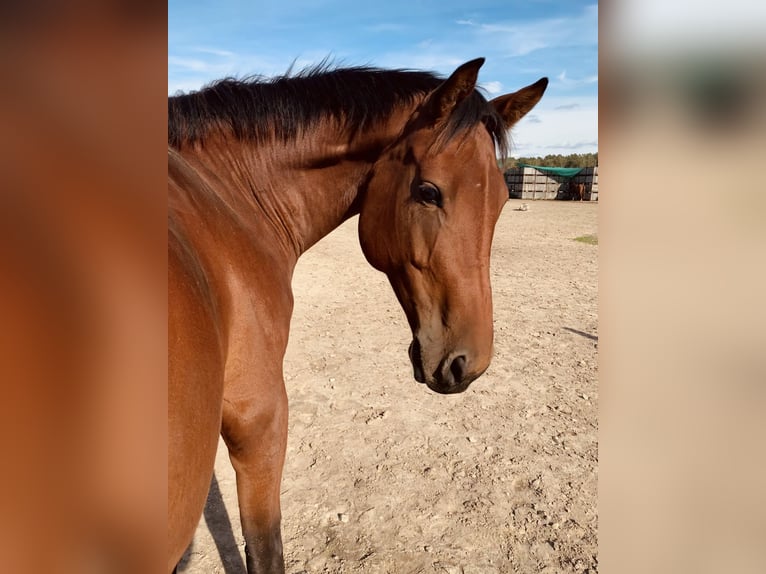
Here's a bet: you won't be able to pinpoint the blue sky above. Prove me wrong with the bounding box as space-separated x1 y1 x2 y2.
168 1 598 157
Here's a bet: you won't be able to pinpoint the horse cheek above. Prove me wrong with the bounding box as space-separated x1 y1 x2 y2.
358 208 391 273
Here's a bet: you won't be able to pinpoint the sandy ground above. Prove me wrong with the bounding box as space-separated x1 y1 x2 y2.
177 198 598 574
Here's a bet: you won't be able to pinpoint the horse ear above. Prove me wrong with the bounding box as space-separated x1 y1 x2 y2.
421 58 485 123
490 77 548 127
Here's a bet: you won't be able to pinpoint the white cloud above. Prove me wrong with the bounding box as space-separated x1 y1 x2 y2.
508 96 598 157
461 3 598 58
168 57 216 73
481 81 503 95
168 78 212 95
191 47 236 57
168 49 291 94
555 70 599 90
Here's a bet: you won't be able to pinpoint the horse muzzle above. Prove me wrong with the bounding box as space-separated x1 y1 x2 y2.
408 338 486 394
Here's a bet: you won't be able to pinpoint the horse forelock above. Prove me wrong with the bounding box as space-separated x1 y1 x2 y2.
167 65 507 156
432 91 509 160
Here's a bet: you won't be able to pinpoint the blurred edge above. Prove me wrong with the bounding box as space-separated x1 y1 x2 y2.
601 1 766 573
0 2 167 572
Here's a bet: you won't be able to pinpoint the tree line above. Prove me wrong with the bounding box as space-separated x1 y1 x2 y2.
498 152 598 170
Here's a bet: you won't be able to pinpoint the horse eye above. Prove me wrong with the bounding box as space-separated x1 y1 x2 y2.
415 182 442 207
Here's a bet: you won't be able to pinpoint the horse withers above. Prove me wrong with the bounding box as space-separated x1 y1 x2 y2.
168 58 547 573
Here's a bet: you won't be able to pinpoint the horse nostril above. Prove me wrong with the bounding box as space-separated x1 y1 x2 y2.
449 355 467 384
409 338 425 384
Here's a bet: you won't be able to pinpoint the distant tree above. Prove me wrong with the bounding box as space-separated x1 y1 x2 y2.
501 152 598 170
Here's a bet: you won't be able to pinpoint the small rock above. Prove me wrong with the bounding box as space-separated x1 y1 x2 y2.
424 545 432 552
467 436 476 443
338 513 349 523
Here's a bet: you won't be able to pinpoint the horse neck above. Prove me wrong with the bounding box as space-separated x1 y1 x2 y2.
181 112 412 267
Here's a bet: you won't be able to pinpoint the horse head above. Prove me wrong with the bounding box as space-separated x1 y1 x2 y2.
358 59 547 394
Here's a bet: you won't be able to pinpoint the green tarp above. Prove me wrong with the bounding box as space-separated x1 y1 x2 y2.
517 164 584 178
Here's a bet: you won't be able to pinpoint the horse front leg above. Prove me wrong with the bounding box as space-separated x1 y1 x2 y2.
221 381 288 574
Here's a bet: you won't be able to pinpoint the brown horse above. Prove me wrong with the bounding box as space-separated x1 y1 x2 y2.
168 59 546 573
571 181 586 201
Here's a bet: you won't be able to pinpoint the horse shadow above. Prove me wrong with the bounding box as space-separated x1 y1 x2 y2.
176 473 246 573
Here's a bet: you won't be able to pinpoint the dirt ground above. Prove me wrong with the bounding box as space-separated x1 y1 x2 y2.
178 198 598 574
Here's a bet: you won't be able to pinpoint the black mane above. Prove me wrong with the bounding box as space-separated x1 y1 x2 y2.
168 65 508 157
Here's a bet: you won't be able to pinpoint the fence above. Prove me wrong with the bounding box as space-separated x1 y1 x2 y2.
504 166 599 201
